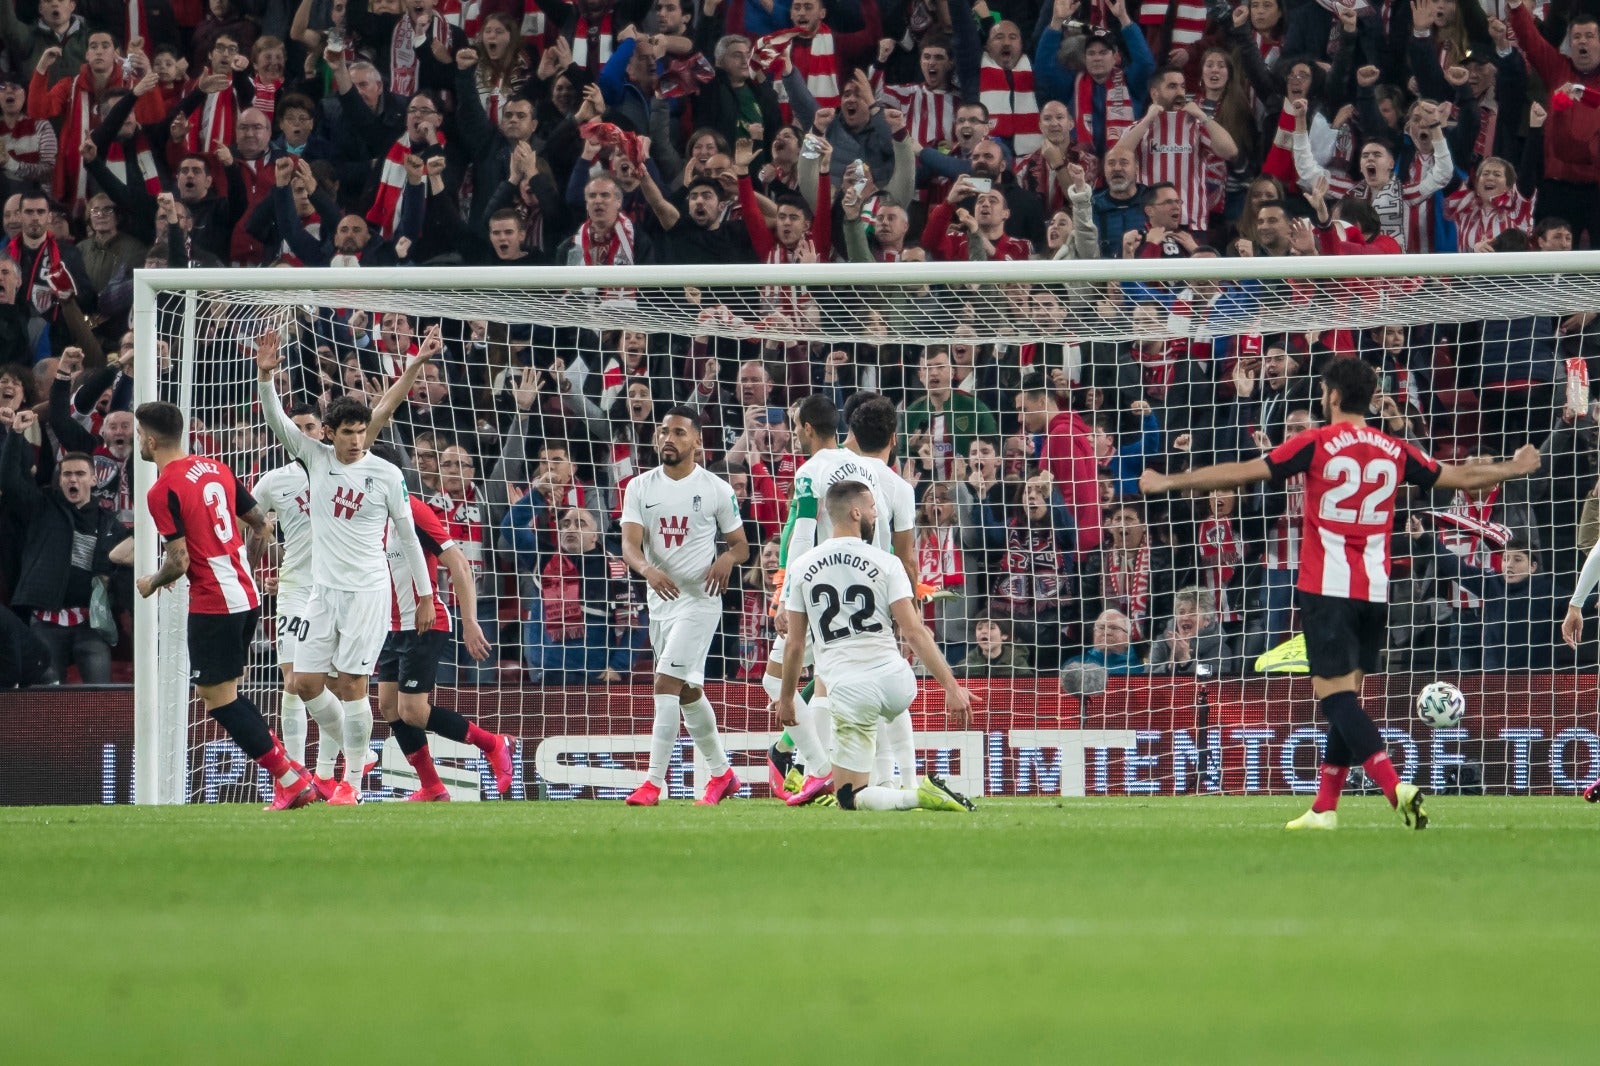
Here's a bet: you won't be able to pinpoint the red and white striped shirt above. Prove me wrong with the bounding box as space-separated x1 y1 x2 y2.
148 454 261 615
870 75 956 148
1139 0 1207 47
1264 474 1304 571
388 496 453 631
1136 110 1218 231
1264 422 1440 603
1444 186 1535 251
425 483 485 608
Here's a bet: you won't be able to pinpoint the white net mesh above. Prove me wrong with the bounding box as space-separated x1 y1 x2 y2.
139 257 1600 803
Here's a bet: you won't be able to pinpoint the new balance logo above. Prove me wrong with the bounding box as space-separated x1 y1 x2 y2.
331 486 366 520
659 515 689 548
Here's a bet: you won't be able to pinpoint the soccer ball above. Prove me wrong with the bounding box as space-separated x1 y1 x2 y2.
1416 681 1466 729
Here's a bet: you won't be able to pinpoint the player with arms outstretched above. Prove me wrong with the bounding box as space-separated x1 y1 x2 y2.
255 328 436 806
132 401 319 810
1141 357 1540 829
620 406 751 806
776 480 978 812
253 402 323 777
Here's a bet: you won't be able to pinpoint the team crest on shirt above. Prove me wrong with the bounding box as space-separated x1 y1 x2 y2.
692 495 702 513
364 476 374 490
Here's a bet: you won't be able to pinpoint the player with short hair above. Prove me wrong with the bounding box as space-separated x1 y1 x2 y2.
620 406 751 807
763 394 883 800
132 400 319 810
366 440 510 800
844 393 926 793
1141 356 1540 830
252 402 323 782
255 328 436 807
776 480 978 812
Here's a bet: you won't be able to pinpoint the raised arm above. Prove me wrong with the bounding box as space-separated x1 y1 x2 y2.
365 325 443 445
1140 457 1272 495
1432 444 1540 491
253 329 314 460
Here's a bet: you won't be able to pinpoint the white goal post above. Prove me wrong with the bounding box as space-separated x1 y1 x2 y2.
132 252 1600 804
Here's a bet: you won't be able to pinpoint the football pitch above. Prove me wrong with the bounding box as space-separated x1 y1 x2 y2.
2 797 1596 1064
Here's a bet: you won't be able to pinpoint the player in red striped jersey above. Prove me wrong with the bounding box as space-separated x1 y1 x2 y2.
132 401 319 810
366 442 508 800
1141 358 1539 830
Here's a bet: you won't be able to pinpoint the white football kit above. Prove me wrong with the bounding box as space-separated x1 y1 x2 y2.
784 537 918 774
254 462 315 667
258 378 431 676
620 464 743 685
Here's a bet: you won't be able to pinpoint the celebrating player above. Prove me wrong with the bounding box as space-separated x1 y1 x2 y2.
620 406 751 807
132 401 319 811
252 403 323 779
763 394 880 801
1140 357 1540 830
255 328 436 807
367 441 510 801
776 480 977 812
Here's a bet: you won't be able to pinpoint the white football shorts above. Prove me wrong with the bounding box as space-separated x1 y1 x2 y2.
648 598 722 686
274 585 313 670
827 662 918 774
295 587 391 678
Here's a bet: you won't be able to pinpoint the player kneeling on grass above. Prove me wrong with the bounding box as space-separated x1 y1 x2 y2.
129 402 320 810
1141 356 1539 830
775 480 978 812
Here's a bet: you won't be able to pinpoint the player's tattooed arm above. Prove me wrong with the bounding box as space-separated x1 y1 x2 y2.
365 325 444 446
137 537 189 598
239 505 270 570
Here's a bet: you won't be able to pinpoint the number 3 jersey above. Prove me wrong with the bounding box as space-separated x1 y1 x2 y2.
148 454 260 615
784 536 914 679
1264 421 1440 603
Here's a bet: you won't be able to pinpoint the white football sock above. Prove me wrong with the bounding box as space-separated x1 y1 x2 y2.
648 694 681 787
854 785 921 811
783 695 828 776
761 673 795 753
872 720 895 787
340 697 374 786
811 694 833 756
303 688 343 777
279 692 307 766
887 711 918 789
680 693 730 776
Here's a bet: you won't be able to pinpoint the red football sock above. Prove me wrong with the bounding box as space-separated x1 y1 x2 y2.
1312 764 1346 813
407 747 443 790
259 738 296 782
1363 751 1401 807
465 722 496 753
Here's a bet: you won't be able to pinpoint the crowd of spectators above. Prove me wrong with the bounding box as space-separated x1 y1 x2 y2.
2 0 1600 688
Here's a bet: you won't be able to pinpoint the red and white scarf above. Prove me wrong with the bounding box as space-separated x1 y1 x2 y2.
1076 66 1134 153
250 76 283 121
366 130 444 238
979 54 1039 154
758 243 817 321
428 484 486 605
391 9 450 97
571 11 615 72
1139 0 1207 46
1 115 52 183
279 209 320 266
54 66 131 210
1197 517 1241 623
917 526 964 620
1435 492 1511 609
185 69 238 155
1105 545 1151 638
9 234 75 316
127 0 151 43
756 25 839 116
105 132 162 197
577 214 636 266
1266 474 1304 571
440 0 485 38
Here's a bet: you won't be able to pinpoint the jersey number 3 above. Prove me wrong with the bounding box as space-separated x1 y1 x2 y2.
810 584 885 643
1318 456 1398 524
202 481 236 543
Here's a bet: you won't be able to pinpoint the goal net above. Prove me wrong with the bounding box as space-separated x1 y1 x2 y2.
132 255 1600 804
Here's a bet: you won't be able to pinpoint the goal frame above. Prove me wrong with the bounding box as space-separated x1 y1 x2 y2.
131 250 1600 803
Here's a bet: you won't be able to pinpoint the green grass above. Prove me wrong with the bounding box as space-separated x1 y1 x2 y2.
2 797 1597 1064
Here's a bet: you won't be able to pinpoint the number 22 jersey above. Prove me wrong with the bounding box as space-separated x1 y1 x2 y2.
784 536 914 680
1264 421 1440 603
